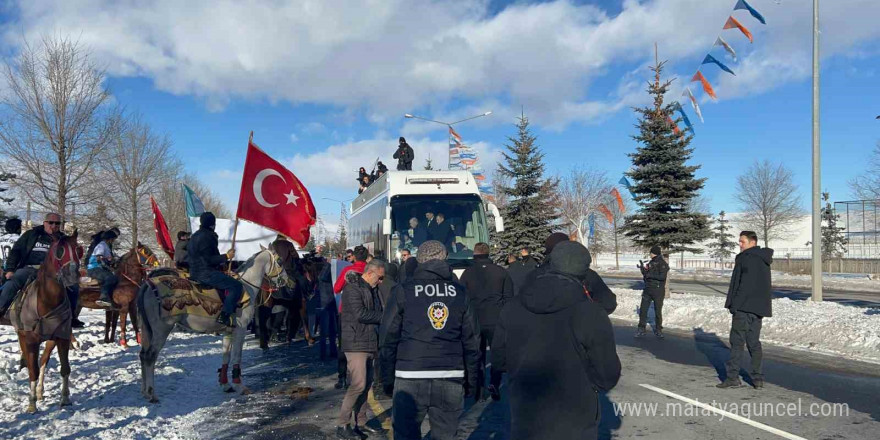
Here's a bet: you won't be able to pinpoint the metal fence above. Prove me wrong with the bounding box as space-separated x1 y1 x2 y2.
834 199 879 247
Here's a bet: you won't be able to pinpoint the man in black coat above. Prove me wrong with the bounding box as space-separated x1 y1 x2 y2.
0 213 66 317
459 242 514 401
336 260 385 439
493 241 621 440
317 259 339 361
718 231 773 390
402 217 428 249
637 245 669 338
507 247 538 296
398 249 418 284
541 233 617 314
187 212 240 327
393 137 414 171
174 231 190 270
379 241 480 440
430 213 455 251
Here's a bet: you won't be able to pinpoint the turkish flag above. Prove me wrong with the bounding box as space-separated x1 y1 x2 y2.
150 196 174 259
236 139 316 247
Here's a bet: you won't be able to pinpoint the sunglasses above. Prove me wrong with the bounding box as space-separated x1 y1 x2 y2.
46 221 62 226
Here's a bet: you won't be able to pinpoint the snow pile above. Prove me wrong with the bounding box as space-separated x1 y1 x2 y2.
0 308 263 439
611 289 880 364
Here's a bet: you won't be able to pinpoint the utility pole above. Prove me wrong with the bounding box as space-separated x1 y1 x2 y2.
811 0 823 301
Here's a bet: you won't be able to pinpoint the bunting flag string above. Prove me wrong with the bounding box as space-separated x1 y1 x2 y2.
672 103 695 135
691 71 717 100
610 188 626 214
702 54 736 76
618 176 636 197
682 88 704 123
735 0 766 25
666 115 681 136
598 204 615 224
588 213 596 238
713 36 737 62
724 16 753 43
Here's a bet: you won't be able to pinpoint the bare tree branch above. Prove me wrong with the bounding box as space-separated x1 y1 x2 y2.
557 166 611 245
735 160 805 248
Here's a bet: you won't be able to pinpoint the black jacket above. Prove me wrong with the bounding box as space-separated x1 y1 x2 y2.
428 221 454 248
584 269 618 314
726 246 774 317
379 259 480 390
493 270 621 440
460 255 514 333
5 226 58 271
393 143 415 169
405 224 428 248
341 275 384 353
399 257 418 284
640 255 669 293
174 240 189 269
507 256 538 296
318 263 336 308
187 226 228 280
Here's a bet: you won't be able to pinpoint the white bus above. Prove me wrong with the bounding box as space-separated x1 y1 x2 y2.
348 170 504 270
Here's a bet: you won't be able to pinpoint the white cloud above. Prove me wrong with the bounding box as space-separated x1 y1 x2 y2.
289 133 299 143
3 0 878 127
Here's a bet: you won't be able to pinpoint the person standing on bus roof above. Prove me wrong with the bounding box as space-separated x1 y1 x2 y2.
394 137 414 171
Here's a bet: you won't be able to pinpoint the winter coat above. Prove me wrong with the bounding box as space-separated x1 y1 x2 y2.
640 255 669 294
334 260 367 294
318 263 336 308
725 246 774 317
341 275 384 353
186 226 228 281
393 143 415 170
174 240 189 269
493 269 621 440
584 269 618 314
428 221 454 249
399 257 418 284
507 256 538 296
379 259 480 389
4 226 59 271
460 254 514 333
405 224 429 248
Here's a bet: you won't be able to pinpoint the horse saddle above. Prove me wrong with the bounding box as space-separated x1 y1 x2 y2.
149 274 249 319
79 277 101 287
5 281 71 340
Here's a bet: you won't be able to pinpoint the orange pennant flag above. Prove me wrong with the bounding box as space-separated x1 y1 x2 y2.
666 115 681 135
598 204 614 224
610 188 625 214
724 16 753 43
691 71 717 100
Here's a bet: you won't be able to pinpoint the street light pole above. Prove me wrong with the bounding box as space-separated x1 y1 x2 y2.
811 0 822 302
404 112 492 169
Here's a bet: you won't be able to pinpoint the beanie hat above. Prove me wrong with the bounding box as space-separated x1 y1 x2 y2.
650 245 662 256
544 232 570 255
200 212 217 229
417 240 447 263
399 136 406 143
549 241 591 281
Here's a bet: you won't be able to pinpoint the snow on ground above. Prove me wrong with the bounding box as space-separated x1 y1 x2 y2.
595 255 880 292
611 288 880 364
0 308 271 440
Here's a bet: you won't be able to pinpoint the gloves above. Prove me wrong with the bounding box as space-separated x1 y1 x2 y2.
383 383 394 398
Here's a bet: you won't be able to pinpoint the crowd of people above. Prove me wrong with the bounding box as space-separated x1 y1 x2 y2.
356 137 414 194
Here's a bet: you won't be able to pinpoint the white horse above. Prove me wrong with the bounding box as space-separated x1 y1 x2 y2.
137 249 288 402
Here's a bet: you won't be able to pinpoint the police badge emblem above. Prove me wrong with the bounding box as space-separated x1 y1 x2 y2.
427 301 449 330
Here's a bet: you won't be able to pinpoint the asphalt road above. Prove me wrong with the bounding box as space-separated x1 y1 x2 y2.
601 275 880 308
182 323 880 440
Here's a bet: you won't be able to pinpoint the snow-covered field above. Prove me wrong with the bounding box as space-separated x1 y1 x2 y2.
595 255 880 292
0 309 274 440
611 288 880 364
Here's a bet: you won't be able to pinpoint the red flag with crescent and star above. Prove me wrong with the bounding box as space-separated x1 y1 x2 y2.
236 138 316 247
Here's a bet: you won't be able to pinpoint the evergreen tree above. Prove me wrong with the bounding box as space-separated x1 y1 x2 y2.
424 156 434 170
820 192 847 259
332 204 348 256
709 211 736 265
623 56 710 254
493 113 558 261
305 233 317 252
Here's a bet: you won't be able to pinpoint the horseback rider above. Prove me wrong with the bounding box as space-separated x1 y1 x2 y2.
187 212 241 327
88 230 120 309
0 213 68 318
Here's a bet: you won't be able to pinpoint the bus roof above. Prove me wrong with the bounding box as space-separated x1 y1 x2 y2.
351 170 482 214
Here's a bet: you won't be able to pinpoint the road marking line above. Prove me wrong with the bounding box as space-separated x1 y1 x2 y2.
638 384 808 440
367 389 393 438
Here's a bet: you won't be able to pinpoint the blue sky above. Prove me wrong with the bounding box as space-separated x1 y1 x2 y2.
2 0 878 230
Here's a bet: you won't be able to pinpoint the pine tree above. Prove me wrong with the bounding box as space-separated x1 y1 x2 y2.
305 233 316 252
820 192 847 259
493 113 558 261
709 211 736 265
424 156 434 170
623 54 710 255
332 204 348 256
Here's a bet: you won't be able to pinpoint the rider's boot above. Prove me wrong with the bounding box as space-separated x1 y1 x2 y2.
216 311 236 328
218 364 229 385
232 364 242 384
96 293 114 309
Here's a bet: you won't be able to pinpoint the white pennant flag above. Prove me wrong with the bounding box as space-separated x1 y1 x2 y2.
682 88 704 123
714 36 737 62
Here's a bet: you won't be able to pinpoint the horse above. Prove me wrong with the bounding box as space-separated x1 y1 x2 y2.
6 232 80 413
77 243 156 346
137 248 288 402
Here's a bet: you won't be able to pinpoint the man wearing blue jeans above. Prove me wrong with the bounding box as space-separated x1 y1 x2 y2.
187 212 240 327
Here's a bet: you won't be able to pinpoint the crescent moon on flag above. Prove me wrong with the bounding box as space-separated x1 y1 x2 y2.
253 168 286 208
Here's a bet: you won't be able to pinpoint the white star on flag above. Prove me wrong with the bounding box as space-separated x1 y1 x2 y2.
284 190 300 206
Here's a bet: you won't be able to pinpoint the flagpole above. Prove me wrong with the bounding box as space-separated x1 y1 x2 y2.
811 0 822 301
228 131 252 272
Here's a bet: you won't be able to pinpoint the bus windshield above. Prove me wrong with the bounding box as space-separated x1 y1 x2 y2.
390 194 489 266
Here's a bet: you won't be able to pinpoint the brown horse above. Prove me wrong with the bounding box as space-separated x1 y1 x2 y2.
9 232 80 413
77 243 154 346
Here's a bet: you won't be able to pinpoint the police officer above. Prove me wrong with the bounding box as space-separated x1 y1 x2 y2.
379 240 480 440
637 245 669 338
